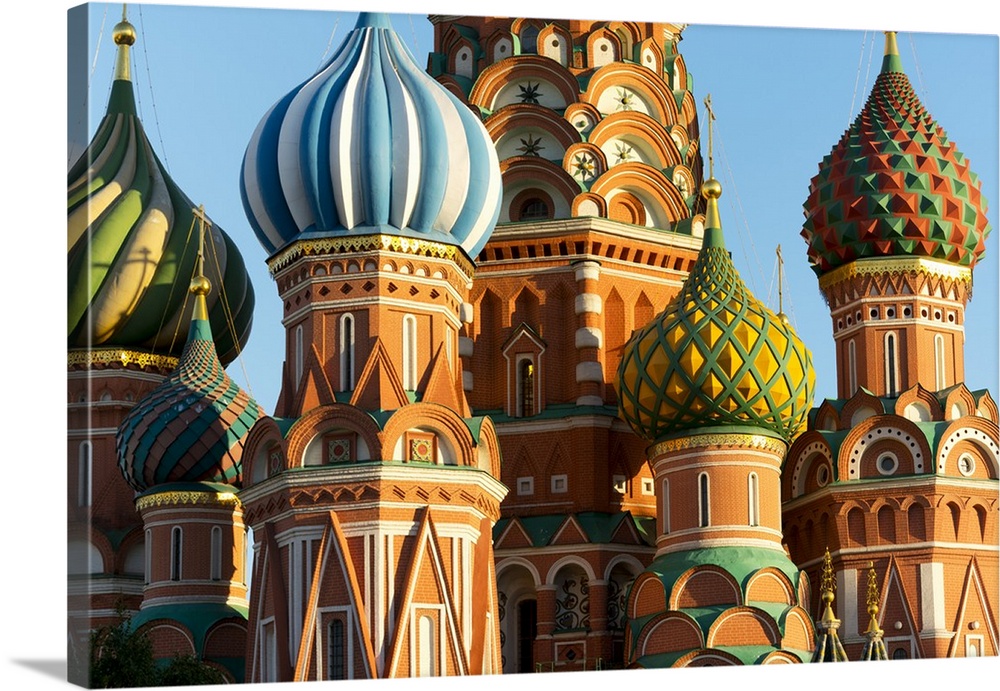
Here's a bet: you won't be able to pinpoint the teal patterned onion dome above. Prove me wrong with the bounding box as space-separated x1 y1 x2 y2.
801 32 991 275
240 13 502 259
68 19 254 366
116 282 263 492
617 181 815 442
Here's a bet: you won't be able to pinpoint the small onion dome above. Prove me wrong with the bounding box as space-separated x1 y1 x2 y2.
802 31 991 276
67 16 254 366
241 12 502 259
617 180 815 442
116 277 263 492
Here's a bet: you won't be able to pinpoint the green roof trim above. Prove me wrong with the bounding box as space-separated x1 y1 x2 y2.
129 602 248 657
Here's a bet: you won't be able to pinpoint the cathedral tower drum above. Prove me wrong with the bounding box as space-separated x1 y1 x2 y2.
238 13 506 682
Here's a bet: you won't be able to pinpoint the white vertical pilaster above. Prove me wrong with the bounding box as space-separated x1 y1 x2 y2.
920 562 946 632
839 568 858 637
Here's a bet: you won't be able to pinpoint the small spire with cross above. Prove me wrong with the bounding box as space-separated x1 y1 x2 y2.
704 94 717 180
189 205 213 320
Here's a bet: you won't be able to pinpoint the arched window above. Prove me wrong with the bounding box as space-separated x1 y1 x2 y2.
518 197 550 221
78 441 92 507
934 334 946 390
885 332 899 396
340 313 355 391
328 619 346 680
661 478 670 534
698 473 710 528
402 315 418 390
418 614 436 676
748 473 759 526
848 339 857 395
210 526 222 581
294 324 304 387
170 527 182 581
517 358 535 417
520 25 539 54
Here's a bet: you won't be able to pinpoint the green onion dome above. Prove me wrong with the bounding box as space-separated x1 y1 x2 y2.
68 16 254 366
116 278 263 492
801 32 991 276
617 180 815 442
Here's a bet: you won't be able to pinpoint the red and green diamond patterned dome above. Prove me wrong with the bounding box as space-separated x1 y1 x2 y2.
116 276 263 492
617 180 815 443
801 32 991 275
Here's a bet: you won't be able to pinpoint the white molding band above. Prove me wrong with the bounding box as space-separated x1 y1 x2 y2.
574 293 602 315
575 361 603 383
575 326 603 349
573 261 601 283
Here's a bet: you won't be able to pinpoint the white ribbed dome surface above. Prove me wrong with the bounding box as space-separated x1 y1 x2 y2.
241 13 502 259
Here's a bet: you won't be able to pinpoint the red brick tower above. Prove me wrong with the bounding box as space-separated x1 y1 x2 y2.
237 14 506 681
783 32 998 660
66 9 254 680
114 244 264 681
427 15 705 672
616 177 818 667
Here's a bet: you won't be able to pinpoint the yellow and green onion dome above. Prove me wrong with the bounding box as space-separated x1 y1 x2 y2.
68 16 254 366
617 180 815 443
801 32 991 276
116 277 264 492
240 13 502 259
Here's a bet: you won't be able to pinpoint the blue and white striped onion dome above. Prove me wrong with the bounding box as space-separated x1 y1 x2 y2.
240 13 502 260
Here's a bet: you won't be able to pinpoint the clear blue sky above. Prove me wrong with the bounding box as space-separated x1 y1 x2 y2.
3 1 998 687
68 1 999 413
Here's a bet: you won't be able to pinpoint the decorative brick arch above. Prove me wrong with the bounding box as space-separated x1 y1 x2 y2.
934 418 1000 477
636 611 704 658
495 556 542 588
114 526 147 576
487 103 580 158
283 404 383 468
975 391 998 423
500 156 580 221
895 383 943 420
563 142 607 184
670 565 742 609
472 416 502 479
604 554 645 582
382 403 477 467
242 416 287 488
589 111 683 169
785 432 834 499
778 606 814 651
204 620 248 661
140 621 197 658
839 388 887 428
675 648 741 666
839 416 931 480
760 650 802 664
584 63 676 125
745 567 796 606
629 573 666 619
545 554 597 586
470 55 578 112
943 384 978 421
706 606 781 648
590 162 690 226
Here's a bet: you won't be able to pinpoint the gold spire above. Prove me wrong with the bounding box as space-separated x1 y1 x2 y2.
190 205 213 321
112 4 136 82
865 561 883 636
818 548 838 625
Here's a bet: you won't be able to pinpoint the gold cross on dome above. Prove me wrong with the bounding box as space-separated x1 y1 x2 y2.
704 94 717 179
191 204 213 277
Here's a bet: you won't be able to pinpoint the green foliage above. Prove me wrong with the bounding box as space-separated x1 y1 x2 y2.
88 604 158 688
87 602 230 687
157 654 228 686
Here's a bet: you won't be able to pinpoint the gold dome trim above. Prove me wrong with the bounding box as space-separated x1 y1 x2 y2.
266 234 475 277
818 256 972 291
68 348 178 371
136 490 241 511
650 432 787 457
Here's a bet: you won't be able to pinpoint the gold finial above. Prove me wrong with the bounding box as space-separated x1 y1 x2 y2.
189 205 213 320
884 31 899 57
818 548 838 623
112 5 136 81
865 561 883 635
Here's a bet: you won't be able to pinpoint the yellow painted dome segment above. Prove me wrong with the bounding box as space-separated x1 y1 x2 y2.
616 179 815 442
